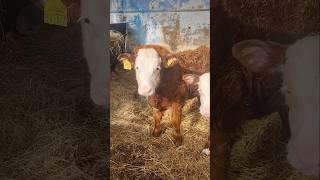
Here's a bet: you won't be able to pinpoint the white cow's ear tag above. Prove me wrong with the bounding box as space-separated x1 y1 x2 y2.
44 0 68 27
122 59 132 70
167 58 174 66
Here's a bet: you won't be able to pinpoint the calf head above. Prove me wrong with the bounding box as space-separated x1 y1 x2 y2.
117 45 178 96
183 72 210 118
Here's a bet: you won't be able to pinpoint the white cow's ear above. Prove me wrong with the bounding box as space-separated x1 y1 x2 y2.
162 54 179 68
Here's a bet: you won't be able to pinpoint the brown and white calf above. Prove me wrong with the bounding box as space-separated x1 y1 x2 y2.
167 46 211 152
183 72 211 155
117 45 191 146
212 35 319 179
232 35 319 176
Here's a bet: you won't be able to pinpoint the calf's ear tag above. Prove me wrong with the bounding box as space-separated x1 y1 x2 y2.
122 59 132 70
167 58 174 66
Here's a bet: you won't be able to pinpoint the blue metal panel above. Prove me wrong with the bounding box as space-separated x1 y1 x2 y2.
110 0 210 51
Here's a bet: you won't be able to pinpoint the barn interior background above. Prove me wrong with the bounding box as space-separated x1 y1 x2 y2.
110 0 320 180
109 0 211 179
0 0 318 179
110 0 210 51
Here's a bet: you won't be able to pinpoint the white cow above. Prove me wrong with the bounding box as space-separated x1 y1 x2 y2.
78 0 109 107
34 0 109 107
232 35 319 176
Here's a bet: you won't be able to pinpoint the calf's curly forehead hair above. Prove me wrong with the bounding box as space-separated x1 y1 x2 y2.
132 45 171 61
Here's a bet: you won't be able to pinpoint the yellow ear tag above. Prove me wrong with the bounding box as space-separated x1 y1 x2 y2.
122 59 132 70
44 0 68 27
167 58 174 66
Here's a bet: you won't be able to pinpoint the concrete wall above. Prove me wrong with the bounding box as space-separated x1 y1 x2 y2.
110 0 210 52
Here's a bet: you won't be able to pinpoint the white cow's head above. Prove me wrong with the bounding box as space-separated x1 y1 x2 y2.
183 72 210 118
117 45 177 96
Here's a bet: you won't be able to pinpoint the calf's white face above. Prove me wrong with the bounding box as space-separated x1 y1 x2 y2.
183 72 210 118
134 48 162 96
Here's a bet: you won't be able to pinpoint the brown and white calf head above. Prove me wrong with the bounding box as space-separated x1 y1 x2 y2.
232 35 319 176
183 72 211 118
117 45 176 96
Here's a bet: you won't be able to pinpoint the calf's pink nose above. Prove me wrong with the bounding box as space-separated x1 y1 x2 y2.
139 86 152 96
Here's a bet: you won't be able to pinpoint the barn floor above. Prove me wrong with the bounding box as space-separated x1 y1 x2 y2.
0 25 108 179
1 23 317 180
228 113 318 180
110 67 318 179
110 70 210 179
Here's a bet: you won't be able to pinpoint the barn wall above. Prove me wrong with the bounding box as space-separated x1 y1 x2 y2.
110 0 210 52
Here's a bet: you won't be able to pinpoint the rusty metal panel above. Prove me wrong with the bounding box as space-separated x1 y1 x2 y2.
110 0 210 51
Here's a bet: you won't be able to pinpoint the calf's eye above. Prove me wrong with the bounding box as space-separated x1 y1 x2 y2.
156 67 161 70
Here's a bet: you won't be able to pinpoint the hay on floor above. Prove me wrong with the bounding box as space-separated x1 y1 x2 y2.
0 24 108 179
110 70 210 179
228 113 319 180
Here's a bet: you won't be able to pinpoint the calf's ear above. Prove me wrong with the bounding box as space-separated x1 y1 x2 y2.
182 74 200 85
162 54 179 68
232 39 286 73
117 53 134 70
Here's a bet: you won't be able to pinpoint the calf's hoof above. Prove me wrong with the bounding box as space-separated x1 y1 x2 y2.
152 128 162 137
173 134 183 146
202 148 210 156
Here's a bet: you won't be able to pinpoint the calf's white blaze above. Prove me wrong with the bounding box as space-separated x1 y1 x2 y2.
282 35 319 176
198 72 210 118
135 48 162 96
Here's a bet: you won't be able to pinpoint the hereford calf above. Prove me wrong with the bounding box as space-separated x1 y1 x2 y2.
232 35 319 176
117 45 190 145
183 72 211 155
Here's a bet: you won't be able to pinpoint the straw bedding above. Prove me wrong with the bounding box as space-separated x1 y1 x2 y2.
227 113 318 180
110 64 318 180
110 70 210 179
0 24 108 179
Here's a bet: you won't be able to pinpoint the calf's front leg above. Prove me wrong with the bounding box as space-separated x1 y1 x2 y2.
202 127 211 155
152 109 163 137
171 102 183 146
